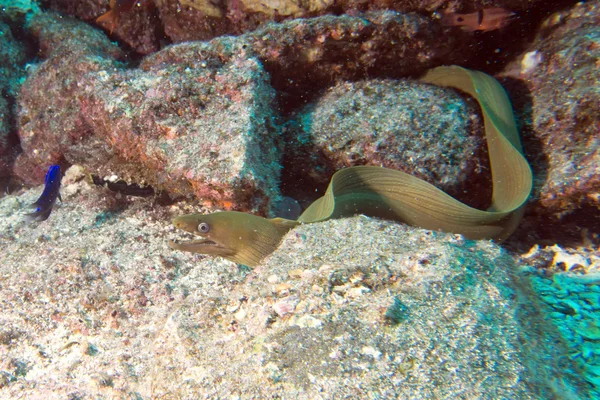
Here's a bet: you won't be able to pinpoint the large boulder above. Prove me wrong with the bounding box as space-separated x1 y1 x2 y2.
0 179 587 397
43 0 544 53
15 13 281 214
283 79 491 209
500 1 600 242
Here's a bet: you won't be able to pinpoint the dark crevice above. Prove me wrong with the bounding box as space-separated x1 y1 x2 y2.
90 175 176 206
507 201 600 252
453 0 585 75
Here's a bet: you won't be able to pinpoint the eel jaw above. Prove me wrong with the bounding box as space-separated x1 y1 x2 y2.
168 233 235 258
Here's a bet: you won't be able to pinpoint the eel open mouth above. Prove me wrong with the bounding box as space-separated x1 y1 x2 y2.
168 230 231 255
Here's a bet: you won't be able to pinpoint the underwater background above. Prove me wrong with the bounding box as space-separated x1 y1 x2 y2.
0 0 598 398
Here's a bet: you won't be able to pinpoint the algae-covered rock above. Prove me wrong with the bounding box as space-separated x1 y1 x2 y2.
283 79 491 208
15 13 281 214
501 1 600 241
0 180 588 397
0 21 27 181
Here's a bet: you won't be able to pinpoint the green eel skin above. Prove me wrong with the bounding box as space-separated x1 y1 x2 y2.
168 66 533 266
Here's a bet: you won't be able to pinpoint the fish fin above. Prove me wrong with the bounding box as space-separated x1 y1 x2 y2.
96 10 117 34
269 217 300 234
460 25 478 32
58 192 63 202
24 206 53 223
440 12 459 27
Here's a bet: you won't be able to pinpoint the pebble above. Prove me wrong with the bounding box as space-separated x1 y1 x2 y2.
288 269 303 278
361 346 382 360
291 315 323 329
275 283 292 296
272 296 299 316
347 286 370 298
234 307 247 321
549 312 566 320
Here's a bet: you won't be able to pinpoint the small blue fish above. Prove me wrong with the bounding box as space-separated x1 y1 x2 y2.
25 165 62 222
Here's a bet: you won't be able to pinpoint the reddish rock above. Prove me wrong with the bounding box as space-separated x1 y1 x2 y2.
0 21 28 181
44 0 545 54
153 11 478 105
14 9 496 213
16 13 281 213
500 1 600 241
42 0 161 54
15 12 125 183
155 0 230 44
283 79 491 209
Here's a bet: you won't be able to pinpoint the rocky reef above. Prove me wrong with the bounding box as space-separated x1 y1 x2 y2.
0 0 599 397
0 180 588 397
43 0 546 54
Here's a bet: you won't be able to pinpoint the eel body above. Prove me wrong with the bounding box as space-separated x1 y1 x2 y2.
169 66 533 266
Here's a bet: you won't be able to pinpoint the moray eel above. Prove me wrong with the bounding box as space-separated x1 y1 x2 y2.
169 66 533 266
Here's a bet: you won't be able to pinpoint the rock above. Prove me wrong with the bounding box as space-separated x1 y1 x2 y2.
15 13 281 213
283 79 491 208
0 185 588 397
501 1 600 241
14 12 126 185
151 10 478 104
13 9 502 213
0 21 28 182
43 0 546 54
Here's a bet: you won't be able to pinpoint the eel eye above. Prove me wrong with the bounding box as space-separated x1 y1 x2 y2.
198 222 210 233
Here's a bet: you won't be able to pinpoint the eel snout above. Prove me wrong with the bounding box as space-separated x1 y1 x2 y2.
168 215 235 258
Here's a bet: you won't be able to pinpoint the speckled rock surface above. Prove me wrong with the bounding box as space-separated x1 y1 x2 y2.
0 20 27 182
500 1 600 239
14 12 126 185
42 0 545 53
521 243 600 396
12 9 502 213
170 10 476 103
283 79 491 208
15 12 281 214
0 173 588 398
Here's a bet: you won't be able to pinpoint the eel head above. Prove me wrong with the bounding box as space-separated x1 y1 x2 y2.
168 211 297 266
168 212 238 260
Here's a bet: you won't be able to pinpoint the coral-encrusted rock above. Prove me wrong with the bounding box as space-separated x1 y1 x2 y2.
16 13 281 213
0 21 28 181
500 1 600 236
149 11 477 102
44 0 545 54
0 183 588 397
15 12 126 183
283 79 491 208
14 9 500 213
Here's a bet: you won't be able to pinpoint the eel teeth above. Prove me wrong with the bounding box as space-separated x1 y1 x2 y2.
169 231 220 247
170 231 196 242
